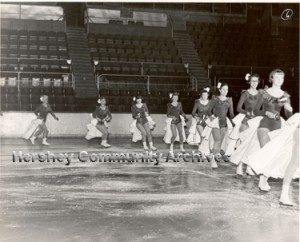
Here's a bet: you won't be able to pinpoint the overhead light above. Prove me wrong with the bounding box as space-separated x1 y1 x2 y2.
67 59 72 65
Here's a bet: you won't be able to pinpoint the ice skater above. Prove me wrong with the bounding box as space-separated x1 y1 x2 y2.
26 95 59 146
131 96 157 151
164 92 187 156
91 96 112 148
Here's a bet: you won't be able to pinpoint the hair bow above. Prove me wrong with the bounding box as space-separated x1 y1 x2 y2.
245 73 251 81
40 95 47 102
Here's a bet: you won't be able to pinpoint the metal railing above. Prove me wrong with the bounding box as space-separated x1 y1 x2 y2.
1 57 69 62
1 57 71 71
168 14 174 38
94 62 199 92
94 60 186 76
0 71 74 89
93 60 187 84
94 60 183 66
96 73 189 94
0 72 75 112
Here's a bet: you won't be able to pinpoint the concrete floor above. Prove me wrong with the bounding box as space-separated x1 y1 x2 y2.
0 137 299 242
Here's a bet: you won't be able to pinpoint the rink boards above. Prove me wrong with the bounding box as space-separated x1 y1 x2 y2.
0 112 192 138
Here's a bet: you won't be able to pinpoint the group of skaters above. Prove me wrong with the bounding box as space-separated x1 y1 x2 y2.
24 69 299 206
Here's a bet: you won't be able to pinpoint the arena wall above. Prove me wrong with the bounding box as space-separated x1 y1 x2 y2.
0 112 192 138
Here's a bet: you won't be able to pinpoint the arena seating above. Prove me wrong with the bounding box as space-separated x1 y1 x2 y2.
0 80 76 112
271 27 298 68
187 21 298 96
1 29 69 69
88 33 185 76
0 29 76 111
1 5 298 113
187 22 264 102
187 22 269 68
88 31 191 113
187 22 298 77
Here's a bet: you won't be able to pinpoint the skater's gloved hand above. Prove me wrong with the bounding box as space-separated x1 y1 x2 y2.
105 116 111 122
265 111 276 119
274 113 280 120
230 119 235 127
246 111 253 118
137 113 141 118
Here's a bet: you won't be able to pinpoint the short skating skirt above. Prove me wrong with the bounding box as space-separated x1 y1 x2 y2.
163 115 186 144
245 113 300 178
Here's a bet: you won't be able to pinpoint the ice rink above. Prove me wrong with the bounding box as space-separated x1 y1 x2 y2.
0 137 299 242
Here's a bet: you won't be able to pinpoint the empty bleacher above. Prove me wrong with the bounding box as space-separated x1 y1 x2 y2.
0 77 76 112
1 3 298 114
1 29 69 73
88 33 185 76
187 22 298 80
187 22 270 68
271 27 299 68
0 29 76 112
187 21 299 111
88 31 191 113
